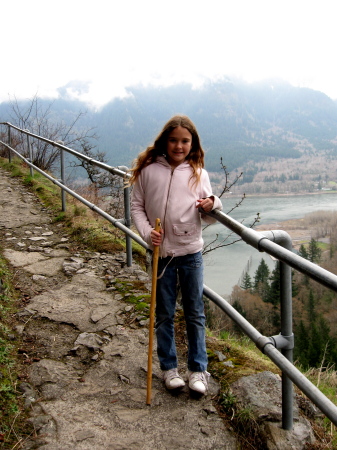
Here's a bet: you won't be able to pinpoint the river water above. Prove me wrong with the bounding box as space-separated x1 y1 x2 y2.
203 193 337 298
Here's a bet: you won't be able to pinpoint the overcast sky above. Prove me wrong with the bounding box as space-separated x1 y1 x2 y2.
2 0 337 107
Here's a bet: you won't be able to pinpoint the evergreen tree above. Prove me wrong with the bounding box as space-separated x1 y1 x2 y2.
268 262 280 306
318 317 337 367
232 299 246 318
307 289 316 324
294 320 309 367
307 323 322 367
267 262 281 328
308 238 322 263
240 272 252 290
254 259 270 300
299 239 322 263
232 300 246 335
298 244 310 285
291 269 299 297
254 259 270 285
295 313 337 368
298 244 309 259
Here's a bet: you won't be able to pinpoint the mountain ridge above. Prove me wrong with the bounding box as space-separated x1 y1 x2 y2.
1 79 337 182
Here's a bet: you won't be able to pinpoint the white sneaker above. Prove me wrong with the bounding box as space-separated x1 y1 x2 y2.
188 371 210 394
162 368 185 390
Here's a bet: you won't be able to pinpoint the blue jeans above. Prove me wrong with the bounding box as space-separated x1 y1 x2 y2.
155 251 207 372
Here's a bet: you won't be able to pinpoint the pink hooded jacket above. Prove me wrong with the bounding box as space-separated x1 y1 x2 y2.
131 156 222 258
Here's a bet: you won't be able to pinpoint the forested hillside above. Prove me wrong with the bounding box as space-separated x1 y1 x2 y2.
1 78 337 179
75 79 337 171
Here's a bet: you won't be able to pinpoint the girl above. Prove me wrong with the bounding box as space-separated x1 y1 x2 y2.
130 115 222 395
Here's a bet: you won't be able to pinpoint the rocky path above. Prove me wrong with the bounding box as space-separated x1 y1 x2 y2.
0 167 238 449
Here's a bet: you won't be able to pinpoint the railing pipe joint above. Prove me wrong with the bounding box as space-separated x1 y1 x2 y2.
256 336 275 353
256 333 294 353
269 333 294 350
117 165 129 172
260 230 293 250
240 227 266 251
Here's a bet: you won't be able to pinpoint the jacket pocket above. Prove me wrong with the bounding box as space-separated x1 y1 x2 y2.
173 223 197 244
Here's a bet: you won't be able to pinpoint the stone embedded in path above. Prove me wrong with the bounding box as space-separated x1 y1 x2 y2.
73 332 106 351
29 359 77 387
101 339 129 358
25 257 66 276
3 248 67 276
114 406 149 422
27 273 123 332
91 306 114 323
74 429 96 442
32 274 47 282
3 249 48 267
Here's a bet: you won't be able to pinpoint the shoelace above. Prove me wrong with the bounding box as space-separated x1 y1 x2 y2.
165 369 180 381
190 372 205 383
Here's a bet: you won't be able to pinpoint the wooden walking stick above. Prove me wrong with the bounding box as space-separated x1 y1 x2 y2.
146 218 161 405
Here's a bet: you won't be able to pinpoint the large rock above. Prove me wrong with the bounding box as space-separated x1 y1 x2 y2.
231 371 315 449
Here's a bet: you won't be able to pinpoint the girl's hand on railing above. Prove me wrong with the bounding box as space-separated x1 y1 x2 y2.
196 197 214 213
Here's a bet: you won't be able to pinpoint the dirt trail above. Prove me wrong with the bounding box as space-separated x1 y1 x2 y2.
0 167 237 449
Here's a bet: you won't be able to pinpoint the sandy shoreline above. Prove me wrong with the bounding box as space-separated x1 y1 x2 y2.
255 222 312 249
224 190 337 199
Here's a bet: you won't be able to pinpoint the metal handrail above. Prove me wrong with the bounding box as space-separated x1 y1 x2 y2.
0 122 130 178
1 122 337 428
0 141 146 248
0 122 134 265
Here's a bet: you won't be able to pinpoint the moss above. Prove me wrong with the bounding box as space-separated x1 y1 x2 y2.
0 158 27 178
53 212 66 222
135 302 149 311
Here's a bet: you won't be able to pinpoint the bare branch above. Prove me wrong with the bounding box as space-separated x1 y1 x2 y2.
203 157 260 255
7 95 98 172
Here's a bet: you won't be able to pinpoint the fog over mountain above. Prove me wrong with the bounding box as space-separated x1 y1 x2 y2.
1 79 337 174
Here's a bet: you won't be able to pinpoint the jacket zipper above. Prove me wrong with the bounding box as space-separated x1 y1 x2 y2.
161 167 174 256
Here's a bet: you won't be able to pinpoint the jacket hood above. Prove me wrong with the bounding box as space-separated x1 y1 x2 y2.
156 155 192 171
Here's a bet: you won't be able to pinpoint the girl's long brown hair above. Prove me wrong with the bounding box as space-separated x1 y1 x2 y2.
129 115 205 186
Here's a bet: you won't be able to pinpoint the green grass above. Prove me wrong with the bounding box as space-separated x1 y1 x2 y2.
317 241 329 251
0 255 32 447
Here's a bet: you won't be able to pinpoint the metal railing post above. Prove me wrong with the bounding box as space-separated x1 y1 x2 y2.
280 256 293 430
8 126 12 163
124 185 132 267
259 231 294 429
57 141 66 212
26 134 34 177
118 166 132 267
274 232 294 430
